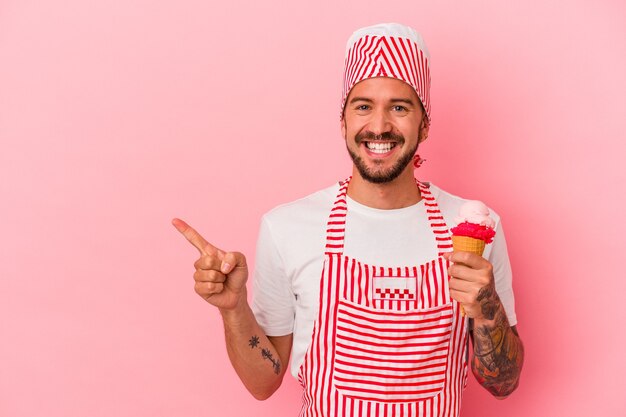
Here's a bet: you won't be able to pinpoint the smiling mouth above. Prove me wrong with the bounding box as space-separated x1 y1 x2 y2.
364 141 397 154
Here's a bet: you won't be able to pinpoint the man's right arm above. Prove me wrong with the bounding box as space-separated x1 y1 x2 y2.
221 299 292 400
172 218 291 400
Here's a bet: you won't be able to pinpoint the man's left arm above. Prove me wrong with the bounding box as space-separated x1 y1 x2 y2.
444 251 525 398
470 299 524 398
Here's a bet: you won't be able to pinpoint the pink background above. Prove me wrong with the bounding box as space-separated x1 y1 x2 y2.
1 0 625 415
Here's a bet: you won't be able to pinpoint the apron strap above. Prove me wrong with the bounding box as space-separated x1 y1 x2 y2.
417 180 453 256
324 177 350 254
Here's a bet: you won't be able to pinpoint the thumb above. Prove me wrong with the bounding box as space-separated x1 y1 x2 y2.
220 251 248 274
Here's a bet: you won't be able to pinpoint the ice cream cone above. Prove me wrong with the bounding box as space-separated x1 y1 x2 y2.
450 236 483 317
450 201 496 317
451 235 485 256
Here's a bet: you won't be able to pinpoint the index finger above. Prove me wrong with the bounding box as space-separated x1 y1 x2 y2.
171 218 218 256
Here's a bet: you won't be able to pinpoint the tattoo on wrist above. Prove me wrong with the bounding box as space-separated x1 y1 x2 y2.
471 306 524 397
476 285 497 320
247 335 281 375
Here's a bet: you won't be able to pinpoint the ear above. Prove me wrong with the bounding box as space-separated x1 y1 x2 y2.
418 116 430 144
340 117 347 140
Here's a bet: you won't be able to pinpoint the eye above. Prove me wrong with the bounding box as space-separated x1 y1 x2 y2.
356 104 370 111
392 105 408 112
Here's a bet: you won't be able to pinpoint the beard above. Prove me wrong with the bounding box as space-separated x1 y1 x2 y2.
347 130 418 184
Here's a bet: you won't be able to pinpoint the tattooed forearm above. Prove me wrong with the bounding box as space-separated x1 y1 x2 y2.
471 300 524 397
248 335 281 375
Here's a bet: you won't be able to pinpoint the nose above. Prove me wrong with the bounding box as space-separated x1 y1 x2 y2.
367 108 392 136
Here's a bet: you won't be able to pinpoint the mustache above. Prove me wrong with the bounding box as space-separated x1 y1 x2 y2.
355 131 405 144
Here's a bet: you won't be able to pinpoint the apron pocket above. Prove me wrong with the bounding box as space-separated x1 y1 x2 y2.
332 298 453 403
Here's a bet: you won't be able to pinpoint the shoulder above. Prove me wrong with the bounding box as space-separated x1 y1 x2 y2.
427 182 509 270
427 182 502 226
259 183 340 249
262 183 339 228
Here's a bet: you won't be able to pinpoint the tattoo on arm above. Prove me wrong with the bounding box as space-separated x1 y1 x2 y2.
261 348 281 375
471 288 524 397
476 285 497 320
247 335 281 375
248 336 260 348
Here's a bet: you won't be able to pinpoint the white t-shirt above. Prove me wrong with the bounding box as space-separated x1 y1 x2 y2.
251 182 517 378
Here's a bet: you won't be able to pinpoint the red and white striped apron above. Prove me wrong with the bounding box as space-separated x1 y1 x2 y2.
298 178 469 417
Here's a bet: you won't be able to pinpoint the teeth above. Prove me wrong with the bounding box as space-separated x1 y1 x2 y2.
366 142 395 154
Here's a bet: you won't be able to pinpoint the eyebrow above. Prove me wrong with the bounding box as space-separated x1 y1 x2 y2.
390 98 416 106
349 97 416 106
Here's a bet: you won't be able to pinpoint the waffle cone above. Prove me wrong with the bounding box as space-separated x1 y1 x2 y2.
451 235 485 256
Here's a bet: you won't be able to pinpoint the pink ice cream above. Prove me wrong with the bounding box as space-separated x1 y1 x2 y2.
450 200 496 244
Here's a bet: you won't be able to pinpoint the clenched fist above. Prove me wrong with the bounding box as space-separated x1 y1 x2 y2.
172 218 248 311
443 251 500 321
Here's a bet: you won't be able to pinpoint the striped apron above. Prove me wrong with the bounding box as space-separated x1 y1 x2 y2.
298 178 469 417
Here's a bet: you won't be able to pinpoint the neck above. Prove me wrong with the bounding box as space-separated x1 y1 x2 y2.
347 167 421 209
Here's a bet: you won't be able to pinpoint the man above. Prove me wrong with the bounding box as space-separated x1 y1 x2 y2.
173 23 523 416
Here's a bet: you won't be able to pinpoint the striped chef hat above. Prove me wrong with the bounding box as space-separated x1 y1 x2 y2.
341 23 431 121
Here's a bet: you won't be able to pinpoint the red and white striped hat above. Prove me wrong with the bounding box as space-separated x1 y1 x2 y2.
341 23 431 121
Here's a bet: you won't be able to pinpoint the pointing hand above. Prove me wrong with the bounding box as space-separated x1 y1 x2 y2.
172 218 248 310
